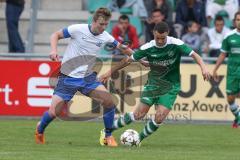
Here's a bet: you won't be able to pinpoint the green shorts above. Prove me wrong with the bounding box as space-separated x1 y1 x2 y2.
140 83 180 110
226 75 240 95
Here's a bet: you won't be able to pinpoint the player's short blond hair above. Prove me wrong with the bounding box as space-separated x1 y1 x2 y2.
93 7 112 22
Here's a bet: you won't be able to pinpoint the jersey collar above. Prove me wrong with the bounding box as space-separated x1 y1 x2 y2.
154 36 169 48
88 24 100 36
235 29 240 35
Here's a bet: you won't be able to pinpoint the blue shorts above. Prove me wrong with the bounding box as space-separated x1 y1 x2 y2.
53 72 103 101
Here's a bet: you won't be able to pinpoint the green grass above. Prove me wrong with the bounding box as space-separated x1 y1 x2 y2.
0 120 239 160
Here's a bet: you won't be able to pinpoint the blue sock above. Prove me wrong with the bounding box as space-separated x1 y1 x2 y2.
103 106 115 137
38 111 54 134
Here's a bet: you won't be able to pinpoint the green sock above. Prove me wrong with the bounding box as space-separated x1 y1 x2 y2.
230 103 240 118
112 112 134 130
139 119 160 141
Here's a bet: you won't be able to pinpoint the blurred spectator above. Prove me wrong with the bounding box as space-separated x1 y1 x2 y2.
5 0 25 53
206 0 239 24
197 26 209 56
111 14 139 60
182 21 201 53
145 8 177 42
175 0 207 36
112 14 139 50
144 0 173 23
107 0 148 18
206 15 230 57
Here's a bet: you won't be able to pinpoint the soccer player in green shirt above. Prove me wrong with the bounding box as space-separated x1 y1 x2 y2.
99 22 211 144
213 11 240 128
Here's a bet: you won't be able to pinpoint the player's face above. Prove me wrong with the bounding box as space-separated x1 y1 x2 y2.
92 16 109 34
153 31 168 46
234 14 240 30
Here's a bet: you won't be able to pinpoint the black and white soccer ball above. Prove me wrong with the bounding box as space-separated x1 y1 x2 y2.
120 129 140 146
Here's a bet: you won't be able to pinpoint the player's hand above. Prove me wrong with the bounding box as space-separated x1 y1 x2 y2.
99 71 111 84
49 52 60 61
120 45 130 55
212 70 219 82
202 69 211 81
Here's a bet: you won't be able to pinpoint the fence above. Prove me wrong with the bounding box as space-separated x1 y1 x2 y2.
0 54 235 123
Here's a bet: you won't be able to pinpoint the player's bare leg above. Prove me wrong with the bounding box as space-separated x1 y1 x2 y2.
35 95 66 144
227 95 240 128
89 85 118 147
139 105 170 141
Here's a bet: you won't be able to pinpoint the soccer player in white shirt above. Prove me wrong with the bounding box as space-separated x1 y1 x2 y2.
35 7 133 147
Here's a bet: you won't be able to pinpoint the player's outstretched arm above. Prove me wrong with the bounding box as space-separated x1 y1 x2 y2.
116 43 150 67
212 52 226 82
49 30 64 61
191 52 211 81
116 43 134 56
99 56 133 83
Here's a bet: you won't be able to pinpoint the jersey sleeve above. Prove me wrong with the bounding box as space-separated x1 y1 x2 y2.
132 41 154 60
221 37 229 53
132 49 147 61
132 46 149 61
62 24 81 39
178 43 194 56
104 32 119 48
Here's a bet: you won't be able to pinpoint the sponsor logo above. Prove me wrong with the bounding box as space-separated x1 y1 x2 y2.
27 63 54 107
96 41 103 47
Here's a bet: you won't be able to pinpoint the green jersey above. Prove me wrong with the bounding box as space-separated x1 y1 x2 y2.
221 29 240 77
214 0 225 5
132 37 193 93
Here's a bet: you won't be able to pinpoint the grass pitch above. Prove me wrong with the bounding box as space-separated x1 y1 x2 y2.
0 119 239 160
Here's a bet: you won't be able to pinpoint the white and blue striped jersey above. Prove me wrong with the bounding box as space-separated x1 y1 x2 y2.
60 24 118 78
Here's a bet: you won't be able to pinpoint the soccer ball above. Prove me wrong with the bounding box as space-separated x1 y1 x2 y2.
120 129 140 146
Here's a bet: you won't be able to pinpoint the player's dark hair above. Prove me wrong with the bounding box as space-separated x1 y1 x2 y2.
153 22 169 33
93 7 112 22
234 11 240 21
214 15 224 24
119 14 129 22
